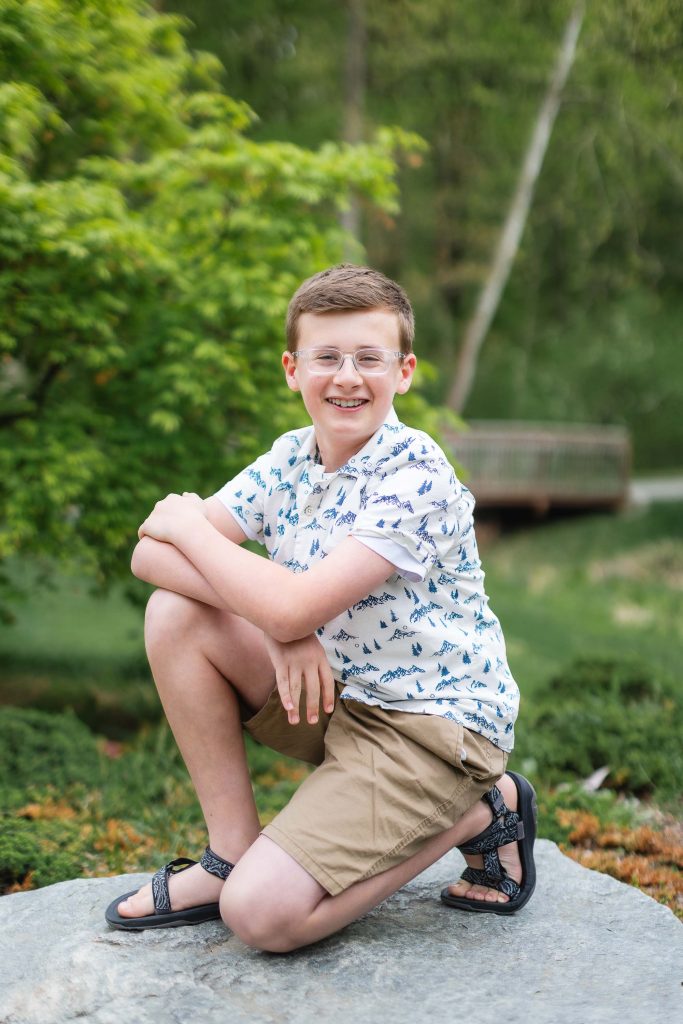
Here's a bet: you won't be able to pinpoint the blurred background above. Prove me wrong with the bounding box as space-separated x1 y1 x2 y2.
0 1 681 913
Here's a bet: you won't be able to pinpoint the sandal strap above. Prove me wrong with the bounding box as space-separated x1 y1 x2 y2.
151 857 196 914
455 782 524 894
483 783 506 817
460 866 521 900
458 784 524 857
482 847 506 882
150 848 234 914
200 845 234 880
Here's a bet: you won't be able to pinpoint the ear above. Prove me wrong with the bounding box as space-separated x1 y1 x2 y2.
282 350 300 392
395 354 417 395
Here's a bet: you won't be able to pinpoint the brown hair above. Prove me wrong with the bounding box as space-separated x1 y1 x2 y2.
285 264 414 353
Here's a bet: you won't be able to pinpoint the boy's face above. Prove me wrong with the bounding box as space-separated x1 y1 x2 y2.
282 309 416 467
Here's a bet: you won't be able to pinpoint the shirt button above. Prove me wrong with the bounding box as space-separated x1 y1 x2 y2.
304 505 313 515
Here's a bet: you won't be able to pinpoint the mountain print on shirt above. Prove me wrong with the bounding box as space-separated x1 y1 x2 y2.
213 411 519 751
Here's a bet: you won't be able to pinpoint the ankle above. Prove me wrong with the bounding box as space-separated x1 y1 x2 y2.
208 826 259 864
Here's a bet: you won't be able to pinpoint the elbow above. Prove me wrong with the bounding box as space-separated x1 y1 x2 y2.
130 538 151 581
267 618 302 644
267 606 317 644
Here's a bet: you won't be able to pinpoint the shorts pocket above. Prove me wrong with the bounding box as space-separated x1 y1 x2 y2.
460 726 506 784
450 722 471 775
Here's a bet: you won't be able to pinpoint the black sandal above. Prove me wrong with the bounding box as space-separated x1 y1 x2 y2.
104 845 234 930
440 771 537 915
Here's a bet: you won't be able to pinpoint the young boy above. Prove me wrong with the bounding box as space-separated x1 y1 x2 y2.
105 265 537 949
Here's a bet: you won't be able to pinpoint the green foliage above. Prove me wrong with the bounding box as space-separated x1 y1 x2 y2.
472 290 683 468
0 707 102 809
0 706 102 886
515 656 683 800
0 0 425 615
0 818 84 891
0 713 310 892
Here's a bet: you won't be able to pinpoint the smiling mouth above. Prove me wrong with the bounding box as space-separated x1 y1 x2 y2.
326 398 369 408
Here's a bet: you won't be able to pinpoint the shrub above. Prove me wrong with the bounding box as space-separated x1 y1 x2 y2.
515 657 683 800
0 707 102 810
0 818 83 892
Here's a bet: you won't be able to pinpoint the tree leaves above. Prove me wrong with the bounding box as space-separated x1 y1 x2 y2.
0 0 425 611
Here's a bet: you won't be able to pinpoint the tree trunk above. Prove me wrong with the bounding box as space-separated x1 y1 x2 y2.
340 0 367 251
447 2 585 413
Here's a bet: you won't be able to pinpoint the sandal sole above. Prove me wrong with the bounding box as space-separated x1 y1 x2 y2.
105 890 221 930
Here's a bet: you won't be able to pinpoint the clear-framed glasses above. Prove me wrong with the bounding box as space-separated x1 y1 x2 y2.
292 347 405 376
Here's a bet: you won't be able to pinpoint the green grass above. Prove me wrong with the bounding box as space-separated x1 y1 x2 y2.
484 502 683 696
0 558 146 665
0 561 153 733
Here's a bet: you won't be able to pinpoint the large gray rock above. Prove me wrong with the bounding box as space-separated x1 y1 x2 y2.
0 841 680 1024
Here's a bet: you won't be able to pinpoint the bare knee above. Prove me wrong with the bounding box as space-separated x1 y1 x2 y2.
144 589 204 651
220 884 307 953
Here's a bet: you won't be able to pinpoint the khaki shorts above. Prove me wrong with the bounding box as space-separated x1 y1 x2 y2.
243 684 507 896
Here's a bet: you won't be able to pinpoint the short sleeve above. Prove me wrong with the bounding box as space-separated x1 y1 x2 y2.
213 451 273 544
352 536 425 582
351 456 472 579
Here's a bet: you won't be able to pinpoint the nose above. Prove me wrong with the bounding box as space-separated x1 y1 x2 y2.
332 354 363 384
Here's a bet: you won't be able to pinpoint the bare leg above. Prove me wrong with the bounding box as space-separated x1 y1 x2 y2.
220 773 522 951
118 589 277 919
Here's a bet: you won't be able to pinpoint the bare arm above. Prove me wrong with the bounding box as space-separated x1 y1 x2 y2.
137 493 396 641
135 494 340 724
131 496 248 607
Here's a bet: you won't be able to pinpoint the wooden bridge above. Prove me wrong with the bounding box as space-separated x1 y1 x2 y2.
444 421 631 513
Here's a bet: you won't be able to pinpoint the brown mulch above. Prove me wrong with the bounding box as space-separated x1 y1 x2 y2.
558 809 683 919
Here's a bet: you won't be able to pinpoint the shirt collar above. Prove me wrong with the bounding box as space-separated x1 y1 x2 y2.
290 408 402 478
330 407 404 478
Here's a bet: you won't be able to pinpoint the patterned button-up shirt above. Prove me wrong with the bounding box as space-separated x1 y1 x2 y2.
215 410 519 750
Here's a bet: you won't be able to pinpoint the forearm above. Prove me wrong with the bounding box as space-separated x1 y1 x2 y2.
137 494 395 640
172 518 395 642
131 536 225 608
173 520 313 639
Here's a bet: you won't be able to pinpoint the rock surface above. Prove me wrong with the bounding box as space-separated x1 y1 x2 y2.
1 841 680 1024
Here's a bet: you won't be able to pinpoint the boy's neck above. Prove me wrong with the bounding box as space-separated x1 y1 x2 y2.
314 433 365 474
313 407 397 472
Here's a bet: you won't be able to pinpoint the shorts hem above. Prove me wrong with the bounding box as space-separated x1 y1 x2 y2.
262 823 344 896
358 770 496 883
262 763 503 896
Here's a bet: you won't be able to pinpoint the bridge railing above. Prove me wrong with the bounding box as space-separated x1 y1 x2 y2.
444 421 631 512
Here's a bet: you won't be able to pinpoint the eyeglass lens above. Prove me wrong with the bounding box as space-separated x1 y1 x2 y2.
300 349 400 375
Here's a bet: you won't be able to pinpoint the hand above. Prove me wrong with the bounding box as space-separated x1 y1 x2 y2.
263 632 336 726
138 492 206 545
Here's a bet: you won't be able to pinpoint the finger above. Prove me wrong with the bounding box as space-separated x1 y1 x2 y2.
303 664 321 725
275 671 294 717
320 661 336 715
287 671 302 725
